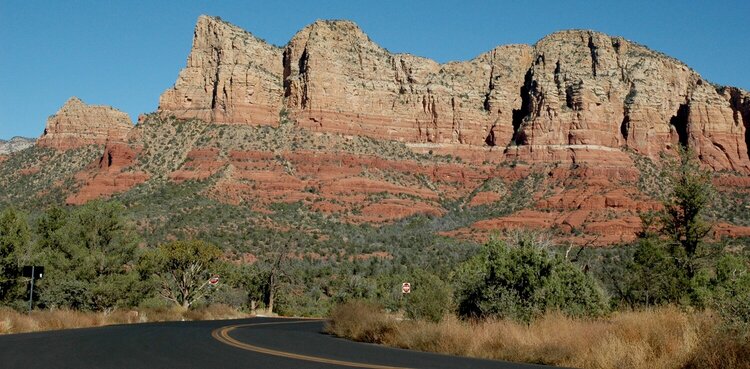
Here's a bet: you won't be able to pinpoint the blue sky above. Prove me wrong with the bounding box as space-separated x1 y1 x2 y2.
1 0 748 139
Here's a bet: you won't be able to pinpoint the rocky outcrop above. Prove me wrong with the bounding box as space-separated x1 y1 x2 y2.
284 20 533 146
159 17 750 171
66 142 149 205
159 15 284 125
0 137 35 154
37 97 133 150
514 30 749 170
719 87 750 165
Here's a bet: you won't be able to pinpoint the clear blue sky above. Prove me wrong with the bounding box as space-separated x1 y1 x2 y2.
1 0 748 139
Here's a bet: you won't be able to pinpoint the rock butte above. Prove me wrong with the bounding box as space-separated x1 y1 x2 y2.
158 16 749 171
37 97 133 150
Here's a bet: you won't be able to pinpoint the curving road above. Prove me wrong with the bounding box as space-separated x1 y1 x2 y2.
0 317 558 368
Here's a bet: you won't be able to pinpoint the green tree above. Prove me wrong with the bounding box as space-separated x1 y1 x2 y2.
146 240 222 309
623 148 715 307
36 201 145 310
0 208 30 303
659 147 713 277
622 237 689 306
454 234 608 322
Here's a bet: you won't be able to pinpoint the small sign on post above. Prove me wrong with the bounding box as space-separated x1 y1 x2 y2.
23 266 44 313
22 266 44 279
208 275 220 286
401 282 411 294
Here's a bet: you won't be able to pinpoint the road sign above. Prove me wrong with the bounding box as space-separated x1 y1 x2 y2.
208 275 220 286
401 282 411 294
22 266 44 279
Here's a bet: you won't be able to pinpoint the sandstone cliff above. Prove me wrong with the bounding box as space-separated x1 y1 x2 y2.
159 15 284 125
159 17 750 172
0 137 35 155
37 97 133 150
513 30 749 171
283 20 533 147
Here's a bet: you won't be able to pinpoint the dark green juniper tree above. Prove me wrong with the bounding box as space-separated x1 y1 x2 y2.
35 201 147 310
0 208 31 304
454 233 608 322
623 147 714 306
659 148 713 276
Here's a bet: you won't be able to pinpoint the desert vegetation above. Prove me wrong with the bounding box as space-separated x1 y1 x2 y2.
0 140 747 368
327 149 750 369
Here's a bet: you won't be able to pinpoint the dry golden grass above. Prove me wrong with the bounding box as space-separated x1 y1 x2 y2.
682 329 750 369
0 304 248 335
327 300 399 343
328 301 746 369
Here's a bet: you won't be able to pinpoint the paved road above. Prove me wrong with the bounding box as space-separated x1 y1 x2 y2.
0 317 557 368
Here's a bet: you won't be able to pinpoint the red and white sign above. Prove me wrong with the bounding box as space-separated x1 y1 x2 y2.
401 282 411 294
208 275 220 285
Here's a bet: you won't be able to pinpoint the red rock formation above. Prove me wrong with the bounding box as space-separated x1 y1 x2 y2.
518 31 749 171
159 17 750 171
159 16 283 125
66 142 149 205
37 97 133 150
284 20 533 147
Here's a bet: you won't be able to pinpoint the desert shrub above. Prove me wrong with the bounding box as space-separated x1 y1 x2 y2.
183 303 245 321
404 270 452 322
711 253 750 337
454 235 608 322
622 236 693 306
326 300 398 343
204 286 249 309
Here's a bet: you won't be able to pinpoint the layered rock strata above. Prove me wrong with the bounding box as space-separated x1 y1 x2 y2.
283 20 533 147
514 31 748 171
37 97 133 150
67 142 149 205
160 17 750 171
158 16 284 125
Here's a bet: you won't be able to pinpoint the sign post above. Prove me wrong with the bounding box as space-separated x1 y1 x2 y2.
22 266 44 314
401 282 411 294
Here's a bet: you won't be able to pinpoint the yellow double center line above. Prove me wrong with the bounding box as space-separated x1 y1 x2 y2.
211 320 412 369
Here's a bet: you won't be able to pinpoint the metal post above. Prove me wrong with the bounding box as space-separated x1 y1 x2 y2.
28 266 35 314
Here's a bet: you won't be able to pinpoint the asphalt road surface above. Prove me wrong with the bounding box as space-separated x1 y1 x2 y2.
0 317 559 368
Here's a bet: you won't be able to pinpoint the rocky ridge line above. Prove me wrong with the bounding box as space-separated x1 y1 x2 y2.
159 16 750 172
0 137 35 155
